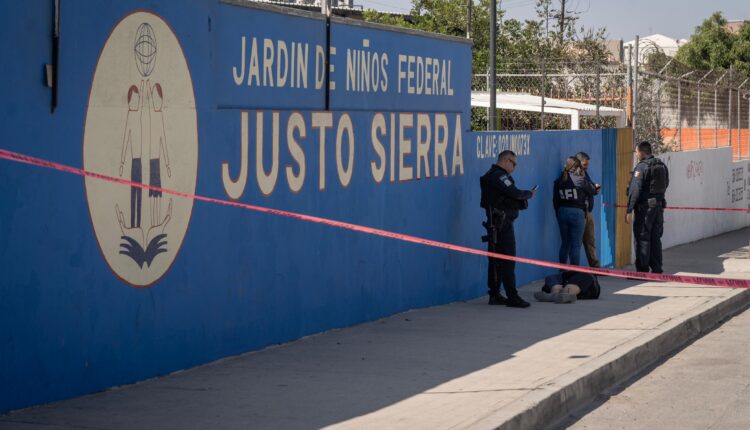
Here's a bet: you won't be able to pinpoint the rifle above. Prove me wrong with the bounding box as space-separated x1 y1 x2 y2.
481 207 505 245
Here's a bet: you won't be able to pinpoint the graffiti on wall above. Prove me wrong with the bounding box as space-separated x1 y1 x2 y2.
685 160 704 183
729 165 746 204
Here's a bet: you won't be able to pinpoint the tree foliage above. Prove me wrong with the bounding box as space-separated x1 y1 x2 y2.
363 0 610 74
676 12 750 75
364 0 611 130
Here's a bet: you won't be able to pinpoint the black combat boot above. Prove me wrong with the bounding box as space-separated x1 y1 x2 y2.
488 293 507 305
506 294 530 308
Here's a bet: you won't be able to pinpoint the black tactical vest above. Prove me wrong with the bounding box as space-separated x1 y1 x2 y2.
555 175 588 210
646 158 668 195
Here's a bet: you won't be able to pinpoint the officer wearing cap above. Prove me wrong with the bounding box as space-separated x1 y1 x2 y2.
480 150 536 308
626 141 670 273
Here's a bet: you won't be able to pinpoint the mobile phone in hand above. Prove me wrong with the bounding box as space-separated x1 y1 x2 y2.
531 185 539 191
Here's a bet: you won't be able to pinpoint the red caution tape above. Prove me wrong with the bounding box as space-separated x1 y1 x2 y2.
2 148 749 289
603 203 750 213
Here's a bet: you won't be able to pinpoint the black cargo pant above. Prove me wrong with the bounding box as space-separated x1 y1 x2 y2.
633 201 664 273
487 215 518 298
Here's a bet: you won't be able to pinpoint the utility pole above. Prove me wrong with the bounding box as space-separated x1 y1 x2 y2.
541 60 546 130
466 0 472 39
559 0 565 43
489 0 496 130
633 36 639 145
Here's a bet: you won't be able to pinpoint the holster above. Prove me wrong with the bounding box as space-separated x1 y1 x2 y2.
481 207 506 245
646 197 662 209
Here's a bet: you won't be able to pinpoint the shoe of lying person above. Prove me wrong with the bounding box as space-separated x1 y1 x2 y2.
554 293 577 304
533 291 556 302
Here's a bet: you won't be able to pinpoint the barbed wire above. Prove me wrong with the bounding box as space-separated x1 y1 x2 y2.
472 57 750 159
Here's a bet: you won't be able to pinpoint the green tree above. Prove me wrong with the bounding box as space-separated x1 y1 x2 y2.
363 0 611 130
730 22 750 75
675 13 734 70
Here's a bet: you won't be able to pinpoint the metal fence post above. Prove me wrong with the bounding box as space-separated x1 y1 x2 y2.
677 80 682 150
596 64 601 126
488 0 496 131
714 86 718 148
729 65 733 148
738 79 747 159
540 60 545 130
697 83 701 149
633 36 639 144
626 45 632 126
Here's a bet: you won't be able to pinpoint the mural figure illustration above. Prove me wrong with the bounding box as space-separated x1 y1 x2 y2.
119 83 143 229
116 22 172 268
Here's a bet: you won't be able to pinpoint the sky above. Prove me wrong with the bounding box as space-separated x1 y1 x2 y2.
357 0 748 42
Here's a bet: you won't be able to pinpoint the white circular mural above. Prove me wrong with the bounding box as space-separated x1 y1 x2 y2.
83 11 198 287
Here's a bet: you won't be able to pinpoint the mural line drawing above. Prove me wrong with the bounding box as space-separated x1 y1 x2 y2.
117 22 172 268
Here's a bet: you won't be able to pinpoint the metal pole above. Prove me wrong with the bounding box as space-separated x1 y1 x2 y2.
728 65 733 148
697 83 701 149
678 81 682 150
657 79 661 138
737 79 746 157
595 64 601 126
626 45 632 126
488 0 496 131
540 60 545 130
633 36 639 144
714 70 728 148
697 71 710 150
466 0 472 39
715 87 718 148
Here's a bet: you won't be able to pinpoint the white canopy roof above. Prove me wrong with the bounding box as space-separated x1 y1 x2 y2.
471 91 627 130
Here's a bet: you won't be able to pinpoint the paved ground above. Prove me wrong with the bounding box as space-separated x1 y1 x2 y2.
1 228 749 430
556 306 750 430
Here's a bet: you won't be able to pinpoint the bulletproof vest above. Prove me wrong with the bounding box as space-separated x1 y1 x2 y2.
556 175 588 209
646 158 668 195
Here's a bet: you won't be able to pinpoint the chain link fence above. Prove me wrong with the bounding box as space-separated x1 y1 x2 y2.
472 60 628 132
474 57 750 160
638 56 750 160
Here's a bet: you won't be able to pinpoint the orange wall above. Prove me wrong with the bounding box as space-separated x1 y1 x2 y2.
660 128 750 159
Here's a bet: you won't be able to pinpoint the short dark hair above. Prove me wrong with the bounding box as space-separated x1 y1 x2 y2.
637 141 652 155
575 151 590 161
498 150 516 162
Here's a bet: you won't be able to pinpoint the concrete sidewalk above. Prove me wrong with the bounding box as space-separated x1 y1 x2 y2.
2 229 749 430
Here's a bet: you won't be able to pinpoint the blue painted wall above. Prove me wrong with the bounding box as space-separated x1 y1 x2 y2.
0 0 615 412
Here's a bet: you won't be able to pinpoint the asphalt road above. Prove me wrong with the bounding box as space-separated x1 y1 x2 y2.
556 305 750 430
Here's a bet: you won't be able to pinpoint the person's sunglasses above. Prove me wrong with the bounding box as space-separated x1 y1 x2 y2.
508 159 517 167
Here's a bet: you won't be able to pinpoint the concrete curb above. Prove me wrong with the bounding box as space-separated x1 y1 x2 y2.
472 288 750 430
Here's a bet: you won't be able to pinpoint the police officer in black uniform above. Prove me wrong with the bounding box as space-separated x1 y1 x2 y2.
480 150 536 308
626 141 670 273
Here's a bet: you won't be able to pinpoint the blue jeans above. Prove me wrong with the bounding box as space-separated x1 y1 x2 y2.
557 206 586 266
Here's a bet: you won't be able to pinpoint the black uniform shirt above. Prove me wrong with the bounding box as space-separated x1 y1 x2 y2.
480 165 533 220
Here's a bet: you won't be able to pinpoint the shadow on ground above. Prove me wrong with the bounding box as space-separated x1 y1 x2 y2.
1 228 748 430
